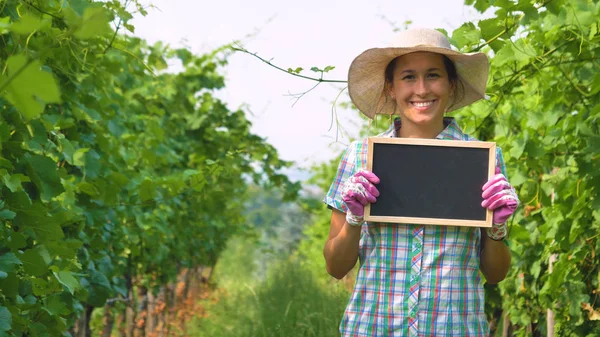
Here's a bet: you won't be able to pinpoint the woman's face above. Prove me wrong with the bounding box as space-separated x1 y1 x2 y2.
388 52 453 128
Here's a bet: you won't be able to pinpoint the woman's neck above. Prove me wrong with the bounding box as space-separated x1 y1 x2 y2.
398 120 446 139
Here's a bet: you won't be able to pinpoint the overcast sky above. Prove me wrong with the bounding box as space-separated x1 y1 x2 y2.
131 0 485 178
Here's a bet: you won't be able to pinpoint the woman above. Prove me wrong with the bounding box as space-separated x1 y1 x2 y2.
323 28 519 336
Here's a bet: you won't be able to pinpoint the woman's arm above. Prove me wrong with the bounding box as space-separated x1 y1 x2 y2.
323 209 362 279
479 229 511 284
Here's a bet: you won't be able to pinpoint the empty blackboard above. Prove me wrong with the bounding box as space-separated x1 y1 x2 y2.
364 138 495 228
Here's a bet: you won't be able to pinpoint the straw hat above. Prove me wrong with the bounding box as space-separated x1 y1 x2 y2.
348 28 489 119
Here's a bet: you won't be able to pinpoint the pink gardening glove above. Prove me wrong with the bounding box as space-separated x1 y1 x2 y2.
341 170 380 226
481 167 519 240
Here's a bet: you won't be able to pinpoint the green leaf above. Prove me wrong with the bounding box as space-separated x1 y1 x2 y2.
509 137 526 159
323 65 335 73
6 232 26 250
544 0 564 14
10 13 51 35
123 23 135 33
54 271 80 295
478 18 504 42
60 138 75 164
73 148 89 166
0 209 16 220
0 157 14 170
0 307 11 332
451 22 481 49
310 67 321 72
45 294 71 316
510 170 527 187
0 273 18 298
473 0 491 12
69 0 90 15
24 295 36 305
81 270 111 307
511 39 536 64
586 136 600 154
1 174 20 192
77 182 99 197
74 7 112 39
15 203 65 243
109 172 129 187
435 28 449 37
0 17 10 34
493 43 514 67
139 178 156 202
1 173 28 193
24 154 65 202
20 249 48 277
0 55 61 120
509 224 530 241
0 253 21 273
46 239 82 260
589 72 600 96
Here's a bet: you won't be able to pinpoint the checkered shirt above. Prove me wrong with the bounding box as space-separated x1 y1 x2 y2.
324 117 507 337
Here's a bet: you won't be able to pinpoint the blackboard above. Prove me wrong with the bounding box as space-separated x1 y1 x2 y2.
364 138 495 227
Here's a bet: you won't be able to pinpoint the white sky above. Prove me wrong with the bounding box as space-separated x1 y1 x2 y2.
131 0 484 179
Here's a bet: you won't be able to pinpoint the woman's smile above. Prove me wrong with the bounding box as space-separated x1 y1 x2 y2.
410 99 437 111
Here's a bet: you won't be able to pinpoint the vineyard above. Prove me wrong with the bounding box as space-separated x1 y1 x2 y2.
0 0 599 337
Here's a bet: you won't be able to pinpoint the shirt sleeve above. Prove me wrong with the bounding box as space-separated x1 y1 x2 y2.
323 141 360 213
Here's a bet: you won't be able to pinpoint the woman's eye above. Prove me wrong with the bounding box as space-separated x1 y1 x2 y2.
402 75 415 80
428 73 441 78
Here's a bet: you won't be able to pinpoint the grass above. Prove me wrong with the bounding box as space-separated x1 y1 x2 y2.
188 239 350 337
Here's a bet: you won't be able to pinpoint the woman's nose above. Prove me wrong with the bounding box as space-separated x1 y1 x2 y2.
415 78 429 96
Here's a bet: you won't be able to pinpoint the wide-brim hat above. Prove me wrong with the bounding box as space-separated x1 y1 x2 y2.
348 28 489 119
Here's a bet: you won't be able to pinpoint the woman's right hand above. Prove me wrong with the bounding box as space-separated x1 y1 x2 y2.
341 170 380 226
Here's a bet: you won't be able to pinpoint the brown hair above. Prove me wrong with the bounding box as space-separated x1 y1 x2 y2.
384 54 465 110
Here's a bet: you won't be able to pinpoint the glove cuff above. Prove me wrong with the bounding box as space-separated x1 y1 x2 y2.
486 222 507 241
346 212 364 227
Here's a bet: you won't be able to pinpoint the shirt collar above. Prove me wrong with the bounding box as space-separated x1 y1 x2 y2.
379 117 464 140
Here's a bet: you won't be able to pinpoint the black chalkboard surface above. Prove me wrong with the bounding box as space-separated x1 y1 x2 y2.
364 138 495 228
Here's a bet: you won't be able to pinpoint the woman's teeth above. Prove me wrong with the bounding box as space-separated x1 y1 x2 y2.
412 101 434 107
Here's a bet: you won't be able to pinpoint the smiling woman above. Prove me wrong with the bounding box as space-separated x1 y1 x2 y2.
322 28 520 337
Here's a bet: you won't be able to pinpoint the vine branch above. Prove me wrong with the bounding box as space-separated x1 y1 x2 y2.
285 80 322 107
231 45 347 84
103 0 131 54
22 0 62 20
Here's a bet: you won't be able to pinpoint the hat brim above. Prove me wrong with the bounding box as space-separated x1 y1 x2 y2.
348 46 489 119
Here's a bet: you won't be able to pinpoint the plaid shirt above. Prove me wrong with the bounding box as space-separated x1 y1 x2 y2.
324 118 507 337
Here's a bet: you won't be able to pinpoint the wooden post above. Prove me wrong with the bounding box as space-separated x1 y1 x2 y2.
145 290 155 337
101 303 115 337
134 286 148 337
502 311 510 337
547 253 558 336
547 183 557 336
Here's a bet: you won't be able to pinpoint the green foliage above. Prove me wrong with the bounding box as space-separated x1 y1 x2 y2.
448 0 600 334
0 0 298 335
295 157 340 281
244 185 313 268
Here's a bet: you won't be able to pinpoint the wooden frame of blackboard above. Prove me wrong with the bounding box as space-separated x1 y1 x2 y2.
364 137 496 228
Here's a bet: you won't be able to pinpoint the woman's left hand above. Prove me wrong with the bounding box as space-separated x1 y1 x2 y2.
481 168 519 240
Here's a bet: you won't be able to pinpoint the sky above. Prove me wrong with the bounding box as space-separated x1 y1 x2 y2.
131 0 485 179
